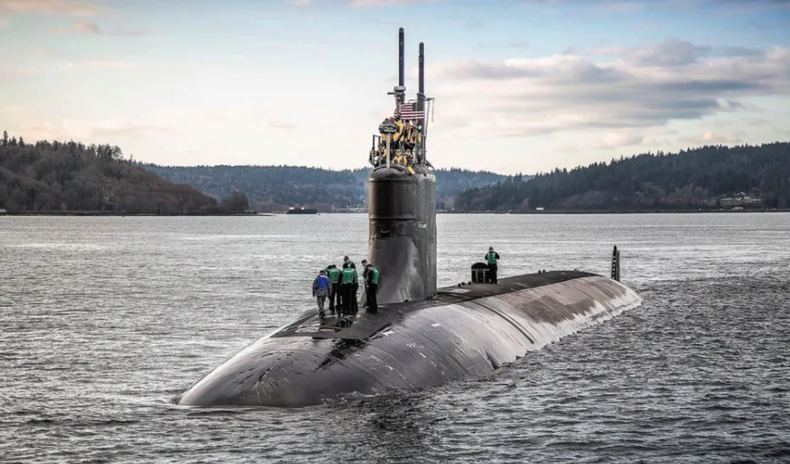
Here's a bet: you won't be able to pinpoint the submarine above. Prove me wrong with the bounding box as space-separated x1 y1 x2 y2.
176 29 642 408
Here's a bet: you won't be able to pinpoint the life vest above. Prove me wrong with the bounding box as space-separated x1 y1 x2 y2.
486 252 498 265
368 267 379 285
341 267 357 284
405 125 421 145
326 267 341 283
392 120 404 142
393 152 406 166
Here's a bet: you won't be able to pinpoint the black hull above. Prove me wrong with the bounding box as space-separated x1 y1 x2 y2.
177 270 641 407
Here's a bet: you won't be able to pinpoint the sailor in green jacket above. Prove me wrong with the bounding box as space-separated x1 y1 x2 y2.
485 246 500 284
365 263 380 312
339 264 358 316
325 264 342 314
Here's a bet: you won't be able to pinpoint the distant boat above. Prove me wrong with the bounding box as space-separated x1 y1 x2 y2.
285 207 317 215
0 208 7 215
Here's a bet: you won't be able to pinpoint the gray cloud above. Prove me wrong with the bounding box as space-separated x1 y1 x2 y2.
623 38 710 67
427 42 790 137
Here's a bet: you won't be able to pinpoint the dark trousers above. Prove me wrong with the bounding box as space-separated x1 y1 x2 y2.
365 283 378 313
352 283 359 313
329 283 339 311
338 283 352 315
488 264 498 284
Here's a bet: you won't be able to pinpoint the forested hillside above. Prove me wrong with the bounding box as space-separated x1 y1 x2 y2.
0 132 219 214
455 143 790 212
141 164 507 212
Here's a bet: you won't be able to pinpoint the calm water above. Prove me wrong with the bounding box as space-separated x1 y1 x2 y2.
1 213 789 463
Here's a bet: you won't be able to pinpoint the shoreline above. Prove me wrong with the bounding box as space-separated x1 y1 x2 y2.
2 209 788 216
441 209 789 214
1 211 269 217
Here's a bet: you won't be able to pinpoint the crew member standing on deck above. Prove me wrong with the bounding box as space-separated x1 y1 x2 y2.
485 246 500 284
325 264 341 315
365 263 380 313
312 270 331 319
360 259 369 308
350 263 360 314
339 264 357 316
360 259 369 281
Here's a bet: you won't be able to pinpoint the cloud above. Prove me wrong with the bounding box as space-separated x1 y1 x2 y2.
53 60 137 70
0 65 36 84
84 60 137 69
427 42 790 137
594 38 712 67
680 131 742 144
20 119 171 140
593 132 645 149
0 0 104 17
0 17 8 26
623 38 710 67
75 19 99 33
348 0 439 6
1 105 25 114
56 20 146 36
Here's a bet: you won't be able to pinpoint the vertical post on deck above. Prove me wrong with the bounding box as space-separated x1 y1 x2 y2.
611 245 621 282
386 137 391 169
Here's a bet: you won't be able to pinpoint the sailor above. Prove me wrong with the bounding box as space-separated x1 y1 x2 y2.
342 255 355 269
365 263 380 312
485 246 500 284
360 259 369 281
404 120 416 153
350 262 360 314
339 264 358 316
325 264 342 314
378 140 388 164
392 116 405 145
312 270 331 319
392 149 406 166
359 259 369 307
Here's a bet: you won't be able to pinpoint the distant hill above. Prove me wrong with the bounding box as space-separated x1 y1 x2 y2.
0 132 220 214
455 143 790 212
140 164 508 212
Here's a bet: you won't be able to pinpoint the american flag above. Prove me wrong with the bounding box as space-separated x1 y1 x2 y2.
396 101 425 121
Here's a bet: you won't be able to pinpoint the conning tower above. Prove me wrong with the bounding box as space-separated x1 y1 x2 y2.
367 28 437 304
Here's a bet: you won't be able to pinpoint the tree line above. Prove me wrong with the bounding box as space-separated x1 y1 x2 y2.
0 132 238 214
454 143 790 212
141 164 507 212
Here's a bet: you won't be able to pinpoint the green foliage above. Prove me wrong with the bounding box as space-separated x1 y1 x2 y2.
455 143 790 212
221 191 250 213
140 164 508 211
0 133 218 213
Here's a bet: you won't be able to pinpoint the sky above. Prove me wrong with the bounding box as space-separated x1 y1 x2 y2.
0 0 789 175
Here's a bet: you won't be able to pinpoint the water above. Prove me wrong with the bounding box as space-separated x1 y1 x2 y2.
1 213 788 463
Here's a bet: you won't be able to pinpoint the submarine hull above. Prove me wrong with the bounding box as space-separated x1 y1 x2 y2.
177 271 641 407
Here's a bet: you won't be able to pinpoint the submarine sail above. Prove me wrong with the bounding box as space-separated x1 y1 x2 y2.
367 28 436 304
176 28 642 408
